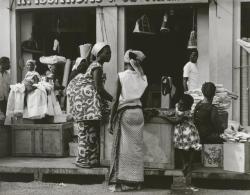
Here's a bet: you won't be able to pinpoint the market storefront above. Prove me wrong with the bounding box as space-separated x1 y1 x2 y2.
0 0 244 179
7 0 211 168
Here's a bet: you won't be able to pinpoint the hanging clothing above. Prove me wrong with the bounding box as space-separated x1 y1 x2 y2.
6 84 25 117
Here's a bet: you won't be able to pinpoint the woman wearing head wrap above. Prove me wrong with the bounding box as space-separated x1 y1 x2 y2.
68 44 93 82
67 42 113 168
107 49 148 192
193 82 224 144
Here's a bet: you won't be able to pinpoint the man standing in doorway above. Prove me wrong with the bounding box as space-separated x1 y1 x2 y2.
183 50 199 92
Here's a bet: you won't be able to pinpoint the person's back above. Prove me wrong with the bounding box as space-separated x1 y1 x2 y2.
118 69 147 109
193 82 223 144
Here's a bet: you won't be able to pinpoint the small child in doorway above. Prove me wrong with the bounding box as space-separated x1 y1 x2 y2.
156 94 201 175
22 60 41 93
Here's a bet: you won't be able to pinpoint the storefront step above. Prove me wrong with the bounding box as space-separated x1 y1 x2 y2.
0 157 185 182
2 157 250 181
192 167 250 180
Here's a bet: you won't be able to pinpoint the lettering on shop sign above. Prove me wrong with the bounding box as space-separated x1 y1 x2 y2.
16 0 208 9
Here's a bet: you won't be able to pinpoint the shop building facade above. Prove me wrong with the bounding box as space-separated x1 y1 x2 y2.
0 0 245 124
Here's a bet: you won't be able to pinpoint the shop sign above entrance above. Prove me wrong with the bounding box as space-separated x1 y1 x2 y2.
16 0 208 9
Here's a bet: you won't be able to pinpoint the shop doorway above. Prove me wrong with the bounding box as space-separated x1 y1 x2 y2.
125 6 194 108
20 8 96 77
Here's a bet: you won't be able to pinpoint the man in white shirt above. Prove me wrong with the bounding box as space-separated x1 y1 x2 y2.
183 50 199 92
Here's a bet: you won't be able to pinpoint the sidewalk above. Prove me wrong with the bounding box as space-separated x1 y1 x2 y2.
1 182 250 195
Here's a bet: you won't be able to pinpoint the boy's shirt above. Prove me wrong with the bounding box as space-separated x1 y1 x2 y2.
0 71 10 101
183 61 200 91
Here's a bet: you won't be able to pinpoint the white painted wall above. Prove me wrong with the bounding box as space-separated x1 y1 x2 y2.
0 0 10 58
197 6 209 86
209 0 233 90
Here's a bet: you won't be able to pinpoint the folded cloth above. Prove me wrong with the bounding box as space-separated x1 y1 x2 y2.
39 55 66 65
6 83 26 116
237 39 250 53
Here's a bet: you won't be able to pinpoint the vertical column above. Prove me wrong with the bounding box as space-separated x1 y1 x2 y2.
117 7 126 72
0 1 10 58
241 38 248 126
197 6 209 86
10 8 18 84
209 0 233 118
96 7 118 97
232 0 241 122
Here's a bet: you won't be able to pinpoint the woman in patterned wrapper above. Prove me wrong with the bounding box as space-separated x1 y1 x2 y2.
108 50 148 192
66 42 113 168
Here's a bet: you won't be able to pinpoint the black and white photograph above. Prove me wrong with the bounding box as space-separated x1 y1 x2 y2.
0 0 250 194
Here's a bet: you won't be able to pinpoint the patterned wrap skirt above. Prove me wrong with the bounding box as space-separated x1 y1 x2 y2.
76 120 100 167
108 106 144 184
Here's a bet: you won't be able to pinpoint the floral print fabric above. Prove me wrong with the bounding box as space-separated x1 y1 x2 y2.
174 111 201 151
67 62 102 121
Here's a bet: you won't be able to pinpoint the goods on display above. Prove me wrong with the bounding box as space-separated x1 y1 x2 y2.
186 84 238 113
220 120 250 143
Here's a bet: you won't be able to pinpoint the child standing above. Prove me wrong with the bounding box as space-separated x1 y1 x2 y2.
157 94 201 175
0 57 11 115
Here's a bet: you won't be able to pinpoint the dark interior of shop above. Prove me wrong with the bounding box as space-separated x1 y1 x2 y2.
29 8 96 76
126 6 194 107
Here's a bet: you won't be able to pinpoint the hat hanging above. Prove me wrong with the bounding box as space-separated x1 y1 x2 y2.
133 14 155 35
187 8 197 49
160 12 170 33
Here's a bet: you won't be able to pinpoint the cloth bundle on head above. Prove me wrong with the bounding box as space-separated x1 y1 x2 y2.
124 49 146 76
91 42 108 57
72 44 92 71
79 43 92 59
39 55 66 65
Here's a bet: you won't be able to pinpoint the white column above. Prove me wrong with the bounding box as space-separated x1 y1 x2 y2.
0 1 10 58
197 6 209 86
209 0 233 118
96 6 125 97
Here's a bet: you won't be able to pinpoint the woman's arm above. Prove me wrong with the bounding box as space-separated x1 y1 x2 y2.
109 78 121 134
93 68 113 102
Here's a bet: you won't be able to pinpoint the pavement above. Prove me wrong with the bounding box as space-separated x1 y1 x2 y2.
1 182 250 195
